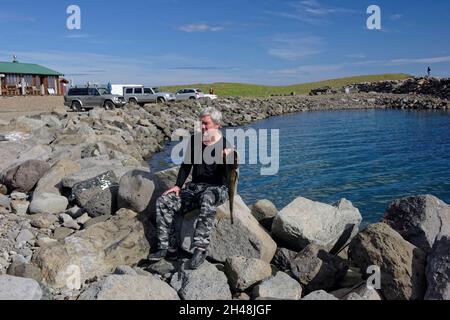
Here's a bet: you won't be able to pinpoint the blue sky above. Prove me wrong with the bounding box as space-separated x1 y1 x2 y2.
1 0 450 85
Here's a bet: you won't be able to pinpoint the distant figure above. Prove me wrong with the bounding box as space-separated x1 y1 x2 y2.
107 82 112 93
209 87 215 95
427 66 431 77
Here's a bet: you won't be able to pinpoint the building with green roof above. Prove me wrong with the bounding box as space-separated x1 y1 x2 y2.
0 58 66 96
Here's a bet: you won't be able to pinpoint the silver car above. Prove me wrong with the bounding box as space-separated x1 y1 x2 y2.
123 86 176 106
64 87 126 111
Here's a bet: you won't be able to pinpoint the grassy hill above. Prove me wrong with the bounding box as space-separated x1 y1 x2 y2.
161 73 412 98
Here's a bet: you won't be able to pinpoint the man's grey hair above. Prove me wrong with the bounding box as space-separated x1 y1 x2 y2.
200 107 222 125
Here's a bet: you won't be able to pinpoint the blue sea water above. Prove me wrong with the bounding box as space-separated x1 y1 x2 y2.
148 109 450 224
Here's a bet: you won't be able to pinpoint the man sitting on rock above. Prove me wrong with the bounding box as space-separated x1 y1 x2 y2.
148 107 235 269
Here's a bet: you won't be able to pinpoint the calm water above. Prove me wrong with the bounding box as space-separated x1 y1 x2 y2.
148 109 450 224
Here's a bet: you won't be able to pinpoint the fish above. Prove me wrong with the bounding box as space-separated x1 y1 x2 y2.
228 150 239 225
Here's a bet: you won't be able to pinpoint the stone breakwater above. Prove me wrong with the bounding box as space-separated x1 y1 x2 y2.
0 87 449 300
352 77 450 100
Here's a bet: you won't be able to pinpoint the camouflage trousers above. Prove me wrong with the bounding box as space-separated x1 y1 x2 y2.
155 182 229 250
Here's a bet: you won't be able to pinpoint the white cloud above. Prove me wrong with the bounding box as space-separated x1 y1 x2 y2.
389 14 403 20
267 0 355 25
267 35 324 60
178 23 224 32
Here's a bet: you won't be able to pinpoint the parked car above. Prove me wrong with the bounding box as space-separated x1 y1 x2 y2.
175 88 205 100
64 87 126 111
123 86 176 106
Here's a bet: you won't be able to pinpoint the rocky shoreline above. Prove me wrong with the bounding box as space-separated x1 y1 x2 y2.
0 77 449 300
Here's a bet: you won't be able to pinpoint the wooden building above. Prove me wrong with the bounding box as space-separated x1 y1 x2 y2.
0 58 66 96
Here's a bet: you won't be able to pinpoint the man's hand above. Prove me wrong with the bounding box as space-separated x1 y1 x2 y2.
163 186 181 196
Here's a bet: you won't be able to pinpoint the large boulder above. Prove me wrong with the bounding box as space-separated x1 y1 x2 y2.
272 197 362 252
425 236 450 300
79 274 179 300
83 186 119 217
170 260 232 300
33 159 81 198
117 169 156 215
290 244 348 293
179 195 277 263
61 165 140 189
383 195 450 254
69 171 119 217
224 256 272 291
348 222 427 300
29 193 69 215
0 275 43 300
33 208 152 289
252 272 302 300
1 160 51 193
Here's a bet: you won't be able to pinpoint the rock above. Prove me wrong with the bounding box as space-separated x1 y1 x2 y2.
76 213 91 225
114 265 138 276
252 272 302 300
52 227 74 240
10 191 28 200
1 160 51 193
0 275 43 300
14 116 46 131
83 215 112 229
16 144 52 162
346 283 382 300
272 197 362 252
7 262 43 282
0 184 7 195
66 205 84 219
170 260 232 300
251 199 278 230
69 171 118 209
59 213 80 230
36 237 58 248
271 247 297 272
425 236 450 300
348 222 427 300
180 195 277 263
33 159 81 198
224 256 272 291
147 259 180 277
11 200 29 215
61 165 138 189
83 185 119 217
16 229 35 243
301 290 338 300
0 193 11 210
117 169 156 215
79 275 179 300
30 213 59 229
33 208 152 289
383 195 450 254
290 244 349 292
29 193 68 215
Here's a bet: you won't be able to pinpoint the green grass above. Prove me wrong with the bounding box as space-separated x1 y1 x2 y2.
161 73 412 98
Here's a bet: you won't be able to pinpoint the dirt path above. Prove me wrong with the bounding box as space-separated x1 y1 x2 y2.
0 96 66 121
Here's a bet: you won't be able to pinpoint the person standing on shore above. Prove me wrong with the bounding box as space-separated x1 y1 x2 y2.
148 107 235 269
427 66 431 77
